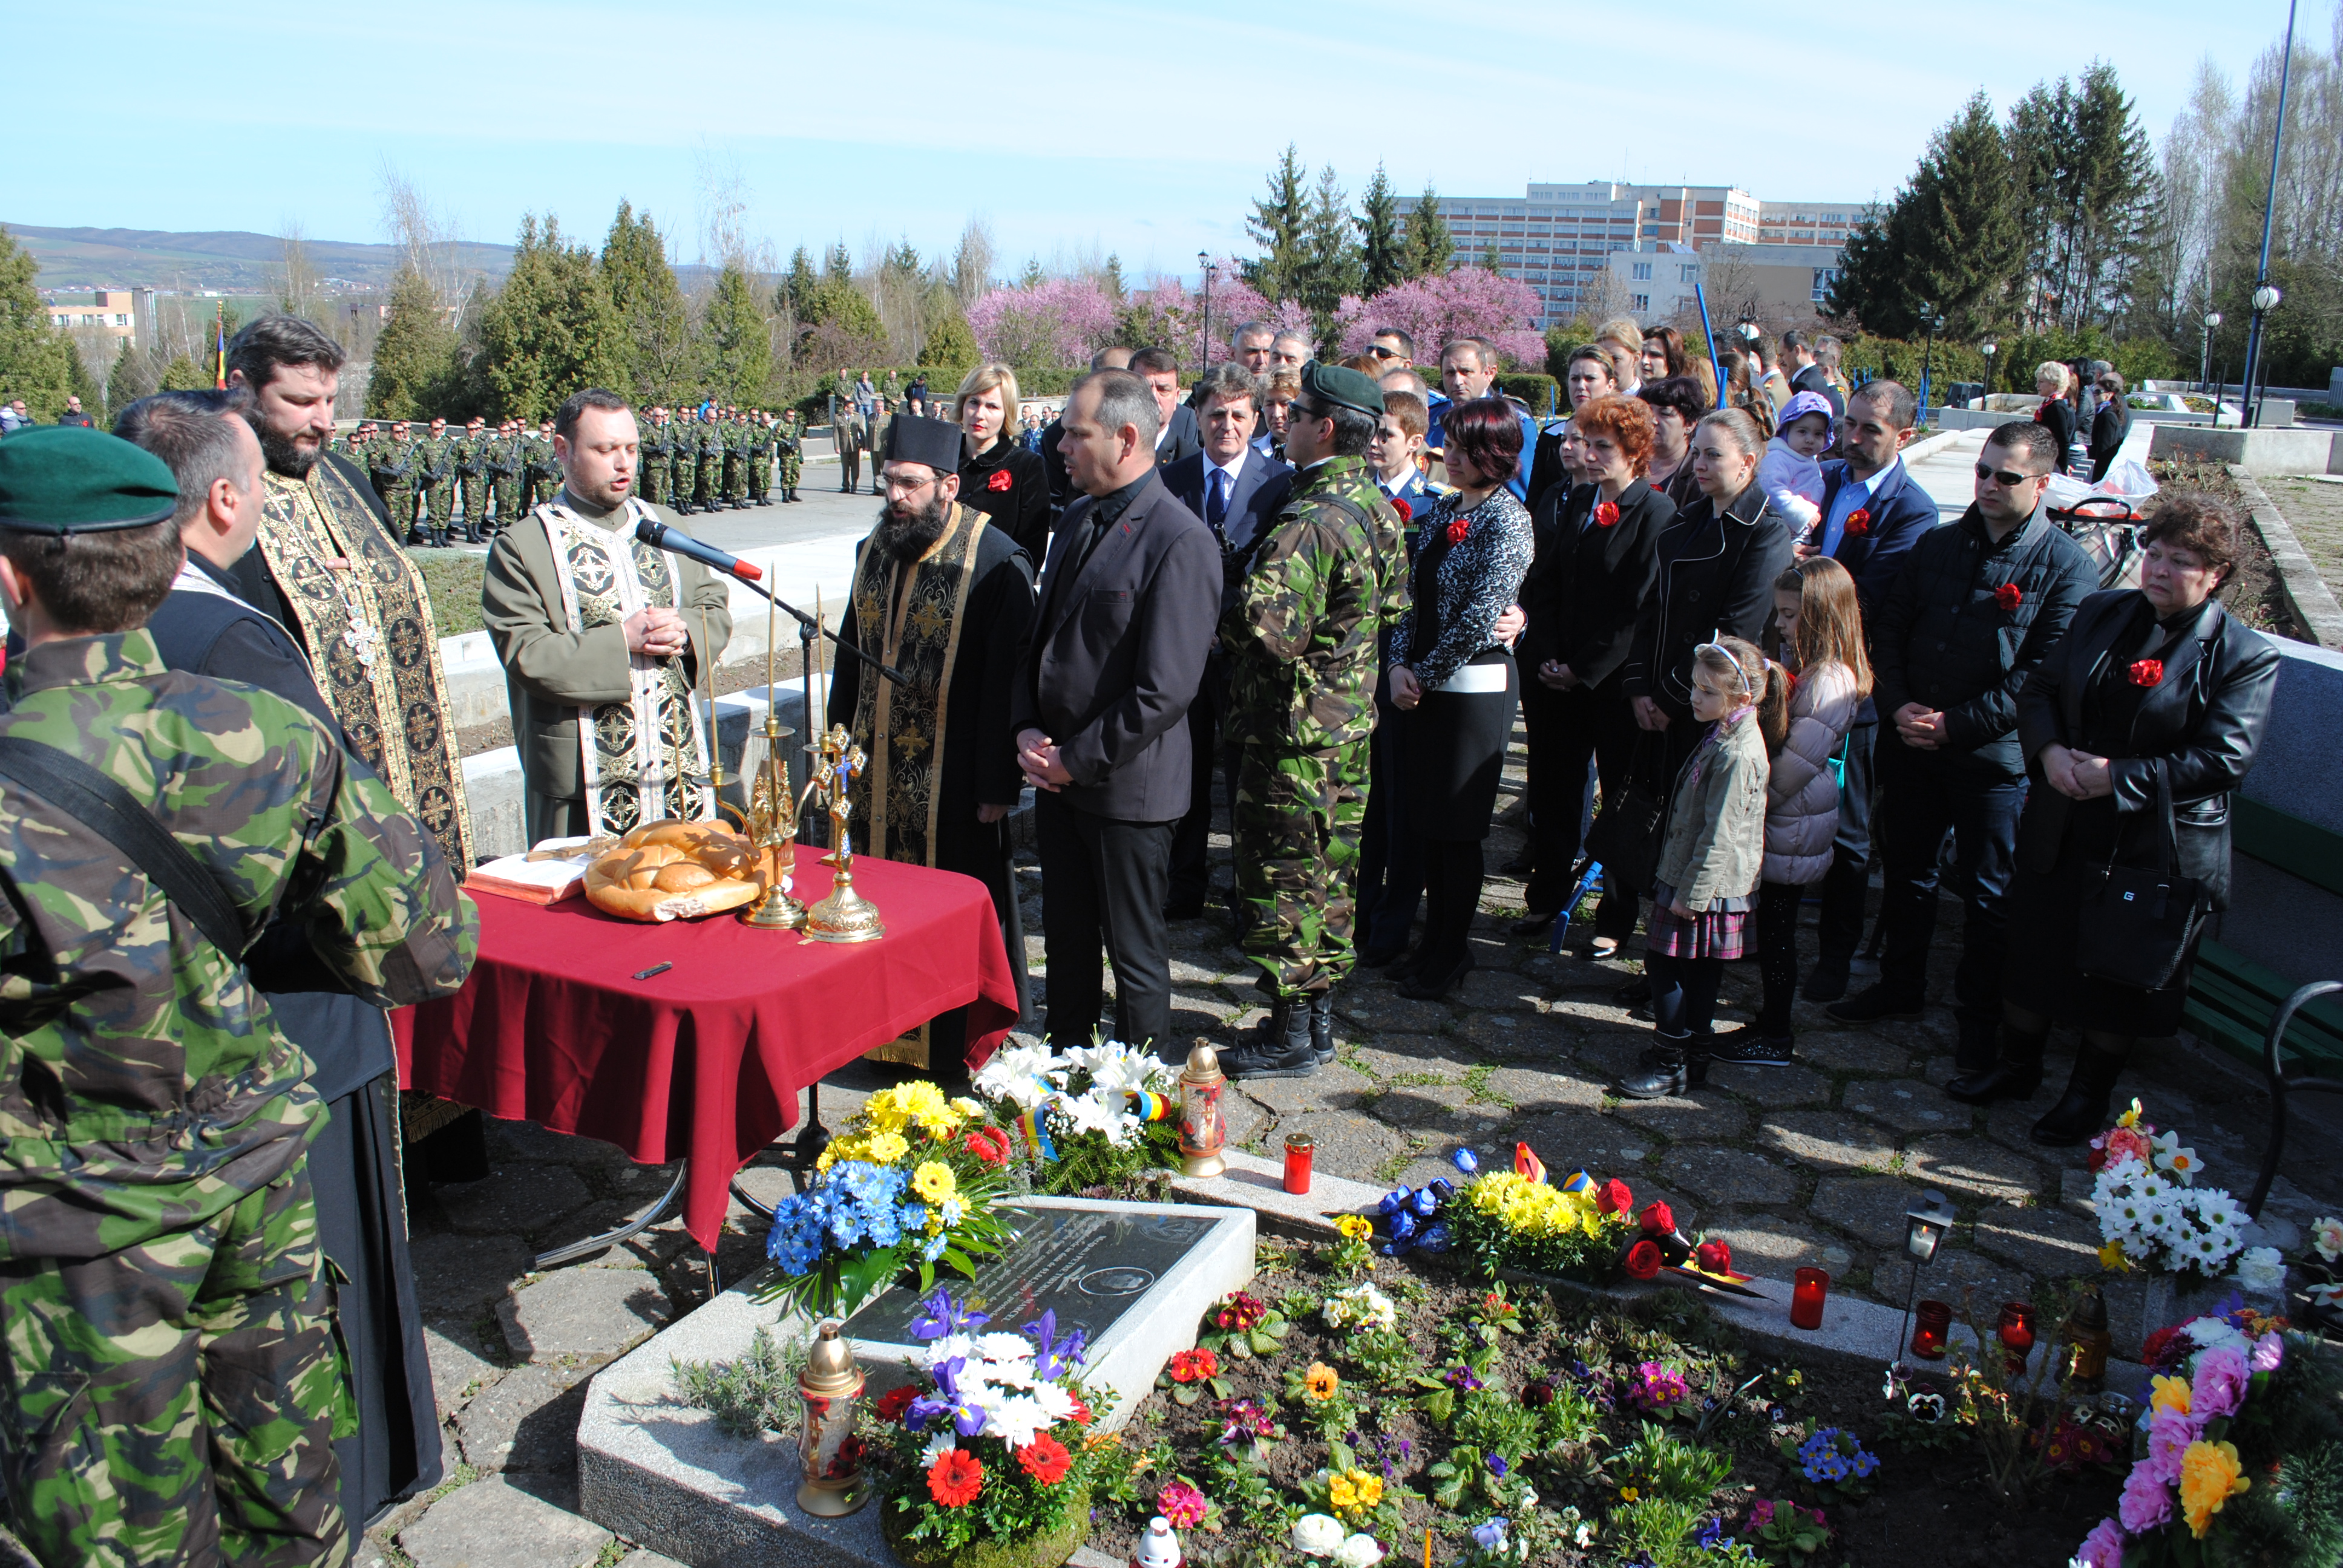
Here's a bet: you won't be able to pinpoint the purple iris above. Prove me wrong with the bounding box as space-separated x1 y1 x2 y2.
1025 1310 1089 1379
1486 1453 1510 1478
905 1356 988 1437
908 1287 989 1342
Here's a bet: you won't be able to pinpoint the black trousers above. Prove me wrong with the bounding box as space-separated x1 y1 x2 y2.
1873 740 2024 1027
1520 681 1633 918
1754 879 1806 1034
1035 794 1176 1053
1815 719 1876 961
1167 655 1235 909
1357 677 1423 957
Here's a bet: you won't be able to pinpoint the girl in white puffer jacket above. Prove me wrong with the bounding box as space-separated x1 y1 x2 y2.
1710 557 1870 1065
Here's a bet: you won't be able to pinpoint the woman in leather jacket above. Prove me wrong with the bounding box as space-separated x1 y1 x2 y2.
1945 492 2280 1143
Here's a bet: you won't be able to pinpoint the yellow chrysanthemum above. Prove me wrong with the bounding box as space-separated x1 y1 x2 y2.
949 1097 984 1119
868 1131 911 1165
2151 1374 2194 1418
2180 1439 2249 1537
912 1161 957 1203
1336 1215 1373 1242
896 1080 960 1136
863 1088 910 1135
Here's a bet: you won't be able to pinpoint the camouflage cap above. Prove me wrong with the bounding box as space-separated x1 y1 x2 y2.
0 426 177 535
1300 361 1385 419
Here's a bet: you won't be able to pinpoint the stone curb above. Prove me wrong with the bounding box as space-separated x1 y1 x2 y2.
2229 464 2343 650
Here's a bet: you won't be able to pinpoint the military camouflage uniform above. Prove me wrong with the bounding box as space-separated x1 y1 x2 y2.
451 426 489 542
693 414 721 512
0 631 478 1568
746 414 773 505
719 414 746 508
637 414 669 507
778 412 802 500
669 414 700 511
1220 454 1406 1002
485 428 525 531
413 428 453 547
522 428 562 511
367 434 416 546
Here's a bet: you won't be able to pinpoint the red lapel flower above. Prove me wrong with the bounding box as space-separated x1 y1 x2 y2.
1391 496 1412 523
1994 582 2024 612
1844 508 1871 536
2129 658 2164 687
987 468 1012 492
1593 500 1620 528
928 1448 985 1507
1624 1240 1663 1279
1446 513 1470 546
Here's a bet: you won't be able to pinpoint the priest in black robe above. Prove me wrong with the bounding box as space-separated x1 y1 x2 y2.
826 415 1035 1074
117 387 447 1535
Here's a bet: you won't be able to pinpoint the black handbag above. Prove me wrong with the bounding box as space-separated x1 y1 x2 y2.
2073 770 2208 991
1585 731 1667 893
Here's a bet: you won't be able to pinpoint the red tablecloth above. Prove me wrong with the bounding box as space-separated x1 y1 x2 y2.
393 855 1019 1251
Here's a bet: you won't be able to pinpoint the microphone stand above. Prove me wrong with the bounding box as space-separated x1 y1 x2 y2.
722 573 906 789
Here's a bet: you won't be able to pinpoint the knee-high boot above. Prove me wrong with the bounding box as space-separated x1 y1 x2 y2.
2031 1033 2133 1146
1944 1021 2049 1105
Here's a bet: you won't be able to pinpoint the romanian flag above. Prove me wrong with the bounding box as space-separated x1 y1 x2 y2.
1513 1142 1547 1185
1129 1091 1176 1124
213 304 228 390
1560 1169 1594 1195
1017 1105 1057 1164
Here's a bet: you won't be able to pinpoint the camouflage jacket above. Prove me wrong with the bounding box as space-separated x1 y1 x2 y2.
640 420 672 463
523 434 563 482
0 632 480 1260
485 436 523 479
414 434 451 487
369 440 413 490
450 433 487 478
1219 454 1406 753
747 421 774 458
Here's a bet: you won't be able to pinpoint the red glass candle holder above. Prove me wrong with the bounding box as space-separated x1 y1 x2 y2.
1790 1267 1829 1330
1997 1302 2037 1372
1283 1134 1315 1195
1910 1299 1952 1361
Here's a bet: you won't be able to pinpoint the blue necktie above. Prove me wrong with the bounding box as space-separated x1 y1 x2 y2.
1206 467 1231 543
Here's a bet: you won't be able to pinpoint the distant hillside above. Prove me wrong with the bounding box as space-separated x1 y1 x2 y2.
6 223 517 292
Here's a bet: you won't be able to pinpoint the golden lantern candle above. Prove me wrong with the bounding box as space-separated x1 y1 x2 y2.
795 1320 868 1517
1179 1042 1227 1178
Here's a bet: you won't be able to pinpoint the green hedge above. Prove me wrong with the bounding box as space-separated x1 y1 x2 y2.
1497 373 1560 417
785 366 1087 426
1838 330 2179 397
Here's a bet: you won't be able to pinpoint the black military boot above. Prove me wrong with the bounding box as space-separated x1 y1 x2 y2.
1224 999 1317 1080
1944 1022 2047 1105
2031 1037 2132 1146
428 527 450 549
1308 990 1336 1067
1616 1030 1705 1100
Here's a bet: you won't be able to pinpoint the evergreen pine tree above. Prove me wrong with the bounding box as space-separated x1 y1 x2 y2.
473 215 625 422
0 226 78 419
105 338 154 417
1103 254 1127 302
825 244 856 283
1826 93 2021 339
2060 63 2160 328
1404 185 1453 279
1019 258 1046 289
1357 164 1407 293
366 264 462 419
600 201 696 407
1243 144 1309 301
157 353 208 392
778 247 819 318
700 264 773 406
1293 165 1365 333
920 307 977 367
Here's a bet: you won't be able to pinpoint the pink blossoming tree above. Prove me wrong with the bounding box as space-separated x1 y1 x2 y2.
1334 269 1545 367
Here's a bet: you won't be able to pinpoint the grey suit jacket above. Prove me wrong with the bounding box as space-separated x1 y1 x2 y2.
1010 471 1221 822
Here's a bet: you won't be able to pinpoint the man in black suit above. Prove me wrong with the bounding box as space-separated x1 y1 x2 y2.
1159 363 1295 919
1041 345 1134 535
1795 380 1939 1001
1132 347 1202 468
1781 330 1843 422
1014 370 1221 1054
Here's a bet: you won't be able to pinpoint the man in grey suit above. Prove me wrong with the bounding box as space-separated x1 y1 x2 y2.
1132 347 1202 468
1014 369 1221 1055
1159 362 1294 919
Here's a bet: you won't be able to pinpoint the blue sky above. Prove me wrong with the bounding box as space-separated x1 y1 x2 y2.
11 0 2287 282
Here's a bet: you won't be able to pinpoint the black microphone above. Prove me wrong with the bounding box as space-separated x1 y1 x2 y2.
632 517 764 581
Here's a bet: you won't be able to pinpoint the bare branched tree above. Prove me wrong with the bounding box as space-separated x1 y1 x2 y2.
377 163 477 330
274 218 326 325
949 218 996 309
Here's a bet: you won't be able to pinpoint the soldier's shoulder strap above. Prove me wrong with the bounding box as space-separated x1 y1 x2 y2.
0 734 259 957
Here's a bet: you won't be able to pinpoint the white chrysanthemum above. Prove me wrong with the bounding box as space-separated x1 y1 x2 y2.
923 1429 958 1462
2138 1202 2178 1241
974 1331 1035 1365
1032 1383 1078 1423
2136 1170 2172 1205
2192 1189 2244 1234
925 1334 975 1369
980 1393 1052 1448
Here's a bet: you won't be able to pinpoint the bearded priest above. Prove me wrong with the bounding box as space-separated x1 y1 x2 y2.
827 414 1036 1073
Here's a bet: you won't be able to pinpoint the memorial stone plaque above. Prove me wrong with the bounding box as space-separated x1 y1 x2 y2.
848 1207 1219 1347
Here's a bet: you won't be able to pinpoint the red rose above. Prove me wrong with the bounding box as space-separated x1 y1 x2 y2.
876 1385 920 1422
928 1448 985 1508
1446 515 1470 546
1017 1434 1073 1485
1696 1239 1732 1275
1593 500 1620 528
1844 508 1870 536
1639 1201 1675 1236
1624 1240 1663 1279
2129 659 2164 687
987 468 1012 492
964 1127 1012 1166
1596 1178 1633 1217
1391 497 1412 523
1994 582 2024 612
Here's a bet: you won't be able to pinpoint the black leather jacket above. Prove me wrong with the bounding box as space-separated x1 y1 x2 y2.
2014 589 2280 910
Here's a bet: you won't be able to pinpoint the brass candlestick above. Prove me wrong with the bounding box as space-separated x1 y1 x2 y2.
742 593 807 929
801 723 885 943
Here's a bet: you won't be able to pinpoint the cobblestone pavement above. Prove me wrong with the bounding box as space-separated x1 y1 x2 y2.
371 720 2343 1566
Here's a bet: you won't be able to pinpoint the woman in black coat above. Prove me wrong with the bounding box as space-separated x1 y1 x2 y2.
1945 492 2281 1143
2033 362 2078 476
1513 394 1670 948
951 364 1050 560
2088 371 2132 482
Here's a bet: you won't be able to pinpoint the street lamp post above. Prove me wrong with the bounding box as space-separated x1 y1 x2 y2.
1198 251 1215 377
2242 0 2299 429
2201 311 2223 393
1916 304 1941 415
1981 341 1997 400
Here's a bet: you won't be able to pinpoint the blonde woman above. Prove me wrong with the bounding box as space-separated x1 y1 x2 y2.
2033 361 2077 477
952 362 1049 557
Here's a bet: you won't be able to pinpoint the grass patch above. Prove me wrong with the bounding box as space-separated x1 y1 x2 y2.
412 547 487 637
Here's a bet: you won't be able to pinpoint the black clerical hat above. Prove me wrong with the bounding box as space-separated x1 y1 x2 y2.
884 416 965 475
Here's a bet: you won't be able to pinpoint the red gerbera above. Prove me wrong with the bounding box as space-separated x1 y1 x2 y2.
1168 1348 1219 1383
2129 659 2164 687
987 468 1013 492
1017 1434 1073 1485
928 1448 985 1507
1844 508 1871 536
964 1127 1012 1166
1067 1392 1094 1425
1624 1240 1663 1279
876 1385 920 1422
1446 514 1470 546
1994 582 2024 612
1593 500 1620 528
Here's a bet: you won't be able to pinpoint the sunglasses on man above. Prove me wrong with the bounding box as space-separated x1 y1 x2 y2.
1974 461 2048 488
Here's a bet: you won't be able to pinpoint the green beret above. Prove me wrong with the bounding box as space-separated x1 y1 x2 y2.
1301 361 1386 419
0 426 178 535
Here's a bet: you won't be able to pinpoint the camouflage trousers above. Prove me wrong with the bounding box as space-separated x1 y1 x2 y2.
0 1157 353 1568
747 453 770 501
488 479 523 532
1232 736 1371 1001
723 453 748 505
779 449 802 492
422 484 455 541
638 462 665 506
459 478 488 540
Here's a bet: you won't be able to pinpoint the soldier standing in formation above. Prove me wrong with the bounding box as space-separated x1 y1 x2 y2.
452 415 490 542
487 418 525 531
747 410 774 505
369 419 416 542
778 408 803 501
693 407 722 512
415 416 453 547
720 408 747 509
638 405 669 506
1217 362 1406 1079
0 426 478 1567
523 417 562 511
